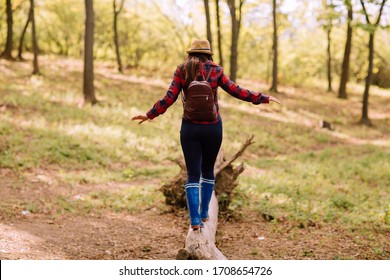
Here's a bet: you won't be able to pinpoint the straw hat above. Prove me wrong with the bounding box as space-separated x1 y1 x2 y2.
187 39 213 55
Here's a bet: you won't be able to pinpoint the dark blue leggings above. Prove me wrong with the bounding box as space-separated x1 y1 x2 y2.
180 119 223 184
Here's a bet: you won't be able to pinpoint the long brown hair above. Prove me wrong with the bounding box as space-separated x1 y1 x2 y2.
183 53 213 84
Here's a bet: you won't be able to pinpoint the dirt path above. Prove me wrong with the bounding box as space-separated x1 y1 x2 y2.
1 206 389 260
0 210 185 260
1 169 389 260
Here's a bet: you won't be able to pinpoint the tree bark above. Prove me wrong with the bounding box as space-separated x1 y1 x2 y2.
203 0 213 49
83 0 98 105
360 0 387 125
269 0 278 92
215 0 223 66
1 0 13 59
321 0 335 93
113 0 124 73
30 0 39 75
338 0 352 99
361 32 374 126
326 23 332 92
18 2 32 61
227 0 244 82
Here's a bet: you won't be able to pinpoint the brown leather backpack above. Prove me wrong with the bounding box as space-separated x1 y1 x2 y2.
182 69 218 122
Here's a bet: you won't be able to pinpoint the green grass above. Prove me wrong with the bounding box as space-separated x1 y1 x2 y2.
237 145 390 228
52 184 166 215
1 56 390 230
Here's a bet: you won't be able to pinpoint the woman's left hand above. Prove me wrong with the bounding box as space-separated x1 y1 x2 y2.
131 115 149 124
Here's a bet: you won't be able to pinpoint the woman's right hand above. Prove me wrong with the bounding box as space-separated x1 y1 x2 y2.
131 115 149 124
269 96 281 104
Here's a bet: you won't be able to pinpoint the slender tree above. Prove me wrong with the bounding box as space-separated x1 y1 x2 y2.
326 22 332 91
338 0 353 99
18 2 32 60
203 0 213 49
269 0 279 92
30 0 39 75
359 0 387 125
113 0 124 73
83 0 98 105
1 0 13 59
227 0 245 82
325 0 334 92
215 0 223 66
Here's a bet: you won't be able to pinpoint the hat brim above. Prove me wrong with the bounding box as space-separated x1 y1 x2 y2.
187 49 213 55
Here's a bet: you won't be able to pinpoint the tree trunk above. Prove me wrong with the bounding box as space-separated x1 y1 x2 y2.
177 193 227 260
266 48 272 84
359 0 387 125
338 0 352 99
361 32 374 126
326 24 332 92
30 0 39 75
113 0 124 73
269 0 278 92
215 0 223 66
18 3 32 61
227 0 244 82
83 0 98 105
1 0 13 59
204 0 213 49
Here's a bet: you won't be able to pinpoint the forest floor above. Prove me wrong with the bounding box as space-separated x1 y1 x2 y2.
1 56 390 260
1 169 389 260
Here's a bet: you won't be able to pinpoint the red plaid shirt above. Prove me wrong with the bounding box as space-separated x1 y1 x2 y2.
146 60 269 123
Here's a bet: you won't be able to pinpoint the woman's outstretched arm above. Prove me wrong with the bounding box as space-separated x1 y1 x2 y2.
145 66 183 120
217 67 280 105
131 66 183 124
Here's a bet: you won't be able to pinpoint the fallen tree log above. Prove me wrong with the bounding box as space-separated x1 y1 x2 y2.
160 135 255 260
176 193 226 260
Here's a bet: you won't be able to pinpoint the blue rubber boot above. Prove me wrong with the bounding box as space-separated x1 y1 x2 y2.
200 178 215 222
185 183 203 230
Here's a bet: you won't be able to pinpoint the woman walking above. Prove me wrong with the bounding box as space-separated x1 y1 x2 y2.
132 39 281 230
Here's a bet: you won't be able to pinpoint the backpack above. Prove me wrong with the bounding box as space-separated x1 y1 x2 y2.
182 68 218 122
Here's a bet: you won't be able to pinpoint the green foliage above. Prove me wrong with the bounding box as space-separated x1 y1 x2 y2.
42 0 84 56
1 0 389 86
356 22 378 34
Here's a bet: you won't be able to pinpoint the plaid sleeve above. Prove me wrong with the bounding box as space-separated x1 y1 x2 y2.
217 68 269 104
146 66 183 119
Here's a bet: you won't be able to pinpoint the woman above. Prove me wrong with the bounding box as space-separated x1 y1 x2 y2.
132 39 281 230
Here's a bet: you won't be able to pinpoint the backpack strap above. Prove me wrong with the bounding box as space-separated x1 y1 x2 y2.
202 67 212 81
206 67 212 81
204 67 217 104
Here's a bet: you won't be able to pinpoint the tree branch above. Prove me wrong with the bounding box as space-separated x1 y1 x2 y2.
215 135 254 175
114 0 125 15
360 0 371 25
375 0 387 26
